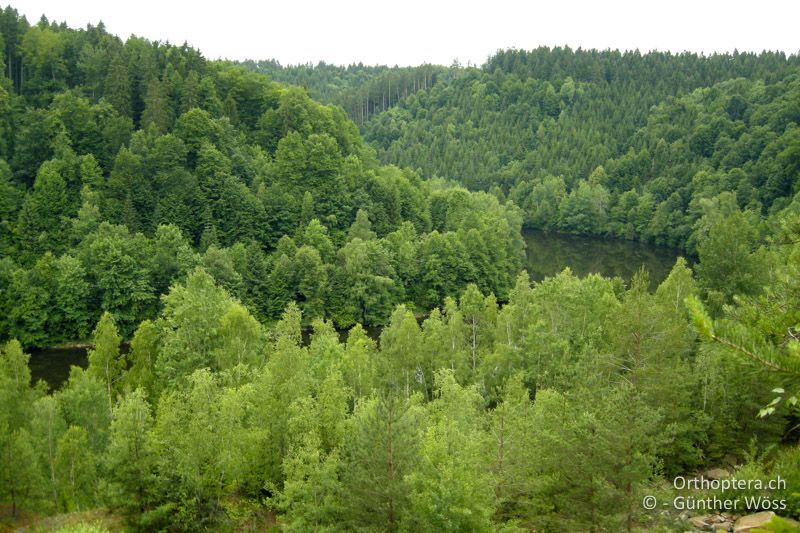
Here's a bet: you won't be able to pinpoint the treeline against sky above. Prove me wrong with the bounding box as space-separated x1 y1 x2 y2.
363 48 800 249
1 6 799 532
0 8 523 347
240 59 449 125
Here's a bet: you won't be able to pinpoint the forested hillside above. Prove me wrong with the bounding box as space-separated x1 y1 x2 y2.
240 59 449 124
364 48 800 248
0 9 523 347
1 6 799 533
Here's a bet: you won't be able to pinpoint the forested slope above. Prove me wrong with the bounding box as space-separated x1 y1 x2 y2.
363 48 800 248
0 7 799 533
0 9 523 347
240 59 449 124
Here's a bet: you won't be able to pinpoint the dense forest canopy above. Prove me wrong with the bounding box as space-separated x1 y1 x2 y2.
362 48 800 249
0 8 524 347
239 59 449 125
0 5 799 533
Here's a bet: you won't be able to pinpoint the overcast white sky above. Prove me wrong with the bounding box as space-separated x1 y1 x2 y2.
14 0 800 66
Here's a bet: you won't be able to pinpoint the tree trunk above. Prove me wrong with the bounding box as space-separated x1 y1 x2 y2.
386 406 395 531
471 319 478 370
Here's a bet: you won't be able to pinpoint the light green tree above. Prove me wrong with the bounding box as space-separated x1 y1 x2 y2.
30 395 67 512
215 302 263 370
341 323 379 399
379 305 423 396
57 366 109 452
87 312 123 419
460 283 487 372
104 389 155 517
124 320 159 397
0 428 45 518
55 426 97 511
404 371 495 532
348 208 376 241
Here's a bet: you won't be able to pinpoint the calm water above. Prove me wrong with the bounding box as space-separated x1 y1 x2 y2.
28 346 90 391
523 229 681 288
28 232 679 390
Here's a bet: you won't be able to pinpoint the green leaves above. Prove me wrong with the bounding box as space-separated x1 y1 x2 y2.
104 388 155 517
86 312 122 418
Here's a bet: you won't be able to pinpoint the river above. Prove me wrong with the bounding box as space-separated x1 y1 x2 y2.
522 229 680 288
28 345 96 392
27 230 680 390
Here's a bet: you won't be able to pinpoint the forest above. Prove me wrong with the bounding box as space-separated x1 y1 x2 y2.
0 5 799 533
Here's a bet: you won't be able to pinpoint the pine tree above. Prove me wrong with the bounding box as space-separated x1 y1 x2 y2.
340 394 421 532
485 374 538 527
529 386 664 531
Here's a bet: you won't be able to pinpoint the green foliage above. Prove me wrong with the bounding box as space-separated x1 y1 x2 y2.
484 374 538 527
694 194 763 311
154 269 240 388
0 427 45 517
339 394 422 531
364 49 800 252
3 10 800 532
124 320 159 397
0 20 525 346
54 426 97 511
687 205 800 458
348 208 376 241
16 160 71 262
405 371 495 532
527 386 665 531
104 388 155 519
57 366 109 452
86 312 122 419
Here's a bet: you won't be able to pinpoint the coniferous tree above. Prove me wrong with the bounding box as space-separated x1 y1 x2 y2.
340 394 421 532
104 52 132 118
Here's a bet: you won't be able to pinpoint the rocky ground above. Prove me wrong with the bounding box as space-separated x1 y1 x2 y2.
682 510 799 532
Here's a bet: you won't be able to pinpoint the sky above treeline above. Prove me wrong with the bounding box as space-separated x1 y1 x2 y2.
15 0 800 66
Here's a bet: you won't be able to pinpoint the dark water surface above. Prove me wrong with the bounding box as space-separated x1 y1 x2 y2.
28 345 90 391
523 229 681 288
28 231 679 390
